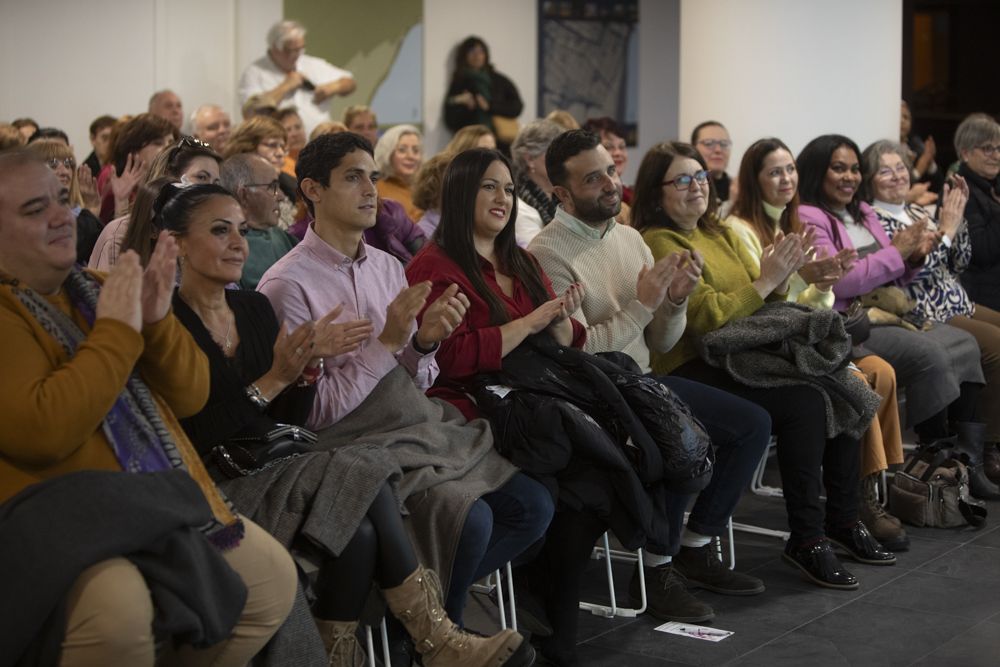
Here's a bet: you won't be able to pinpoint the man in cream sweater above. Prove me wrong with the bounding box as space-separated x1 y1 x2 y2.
530 130 770 623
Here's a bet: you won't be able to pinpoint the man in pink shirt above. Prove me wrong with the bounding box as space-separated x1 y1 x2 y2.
258 132 554 634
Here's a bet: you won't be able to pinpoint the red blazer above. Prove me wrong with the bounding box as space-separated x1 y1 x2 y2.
406 241 586 419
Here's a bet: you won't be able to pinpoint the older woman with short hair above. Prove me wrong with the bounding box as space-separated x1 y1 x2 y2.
510 119 564 241
225 115 295 203
374 124 424 221
954 114 1000 312
862 138 1000 483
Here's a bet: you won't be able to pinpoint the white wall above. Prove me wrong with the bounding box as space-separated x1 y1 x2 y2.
0 0 280 159
422 0 538 155
1 0 902 174
678 0 902 171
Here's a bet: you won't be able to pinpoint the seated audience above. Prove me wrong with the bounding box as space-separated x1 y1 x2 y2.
163 182 533 667
149 89 184 130
343 105 379 146
310 120 348 142
900 100 942 201
11 117 38 144
190 104 232 153
274 107 306 177
955 114 1000 313
219 153 298 289
97 113 178 223
225 115 296 202
0 149 296 665
796 135 987 454
257 132 554 632
1 123 22 151
445 124 497 153
406 145 761 663
413 152 453 238
726 137 908 550
691 121 737 216
633 141 894 591
374 124 425 222
510 119 564 240
83 114 116 178
26 139 103 263
583 117 633 204
545 110 580 131
528 129 771 622
862 139 1000 485
27 127 70 145
91 137 221 270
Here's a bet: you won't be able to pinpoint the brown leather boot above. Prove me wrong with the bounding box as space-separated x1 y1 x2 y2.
984 442 1000 485
382 567 534 667
314 618 366 667
859 472 909 552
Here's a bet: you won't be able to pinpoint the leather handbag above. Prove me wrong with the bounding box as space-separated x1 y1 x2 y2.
491 115 520 144
210 424 317 479
889 441 987 528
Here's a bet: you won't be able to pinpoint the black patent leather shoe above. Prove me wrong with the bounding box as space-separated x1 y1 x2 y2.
827 521 897 565
782 539 859 590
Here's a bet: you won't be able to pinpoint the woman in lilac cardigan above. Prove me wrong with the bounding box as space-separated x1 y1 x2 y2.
796 135 984 446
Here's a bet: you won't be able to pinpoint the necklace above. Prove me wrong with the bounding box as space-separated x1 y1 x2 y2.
179 290 234 353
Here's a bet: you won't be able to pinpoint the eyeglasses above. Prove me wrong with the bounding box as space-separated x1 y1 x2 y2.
663 170 710 190
259 139 286 152
246 181 280 195
697 139 732 151
976 144 1000 157
875 163 909 179
46 157 75 170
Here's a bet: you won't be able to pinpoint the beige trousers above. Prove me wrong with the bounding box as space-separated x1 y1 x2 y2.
60 517 296 667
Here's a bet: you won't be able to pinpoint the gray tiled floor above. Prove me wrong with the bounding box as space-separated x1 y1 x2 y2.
464 471 1000 667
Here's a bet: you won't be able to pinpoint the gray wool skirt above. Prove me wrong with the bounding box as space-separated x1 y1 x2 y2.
862 321 984 427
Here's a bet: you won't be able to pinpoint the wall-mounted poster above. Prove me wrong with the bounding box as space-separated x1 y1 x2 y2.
285 0 422 127
538 0 639 143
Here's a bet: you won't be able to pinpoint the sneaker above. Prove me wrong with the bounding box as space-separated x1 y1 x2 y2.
672 544 765 596
782 539 858 590
826 521 896 566
629 562 714 623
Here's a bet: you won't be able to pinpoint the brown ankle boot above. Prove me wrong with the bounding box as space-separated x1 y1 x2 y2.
314 618 366 667
382 567 534 667
859 472 909 552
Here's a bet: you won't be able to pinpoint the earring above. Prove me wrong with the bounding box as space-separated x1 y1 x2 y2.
178 255 186 266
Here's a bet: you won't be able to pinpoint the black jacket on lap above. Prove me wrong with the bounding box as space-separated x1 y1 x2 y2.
471 334 713 550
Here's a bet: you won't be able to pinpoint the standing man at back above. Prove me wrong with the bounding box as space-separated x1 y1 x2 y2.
530 129 771 624
239 20 357 135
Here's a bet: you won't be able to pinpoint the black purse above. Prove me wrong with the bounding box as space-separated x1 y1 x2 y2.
210 424 317 479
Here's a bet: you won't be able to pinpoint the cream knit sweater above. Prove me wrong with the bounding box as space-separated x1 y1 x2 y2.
529 208 686 374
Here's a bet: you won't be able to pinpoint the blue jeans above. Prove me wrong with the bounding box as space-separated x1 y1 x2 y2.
445 472 554 624
647 375 772 556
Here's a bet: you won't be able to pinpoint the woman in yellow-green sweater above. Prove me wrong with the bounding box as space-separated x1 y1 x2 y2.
631 141 894 591
0 150 295 666
726 138 908 552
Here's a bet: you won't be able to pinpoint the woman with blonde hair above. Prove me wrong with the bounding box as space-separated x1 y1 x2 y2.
26 138 103 262
445 124 496 153
374 124 424 221
342 105 378 145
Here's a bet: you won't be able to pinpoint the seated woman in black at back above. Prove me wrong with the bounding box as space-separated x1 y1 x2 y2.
161 182 535 667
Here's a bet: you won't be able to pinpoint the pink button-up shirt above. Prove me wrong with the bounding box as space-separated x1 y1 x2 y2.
258 224 438 429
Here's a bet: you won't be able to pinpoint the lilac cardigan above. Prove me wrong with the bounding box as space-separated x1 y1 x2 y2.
799 202 920 311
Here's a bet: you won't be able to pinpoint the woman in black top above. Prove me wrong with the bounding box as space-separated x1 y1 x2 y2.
162 183 536 667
